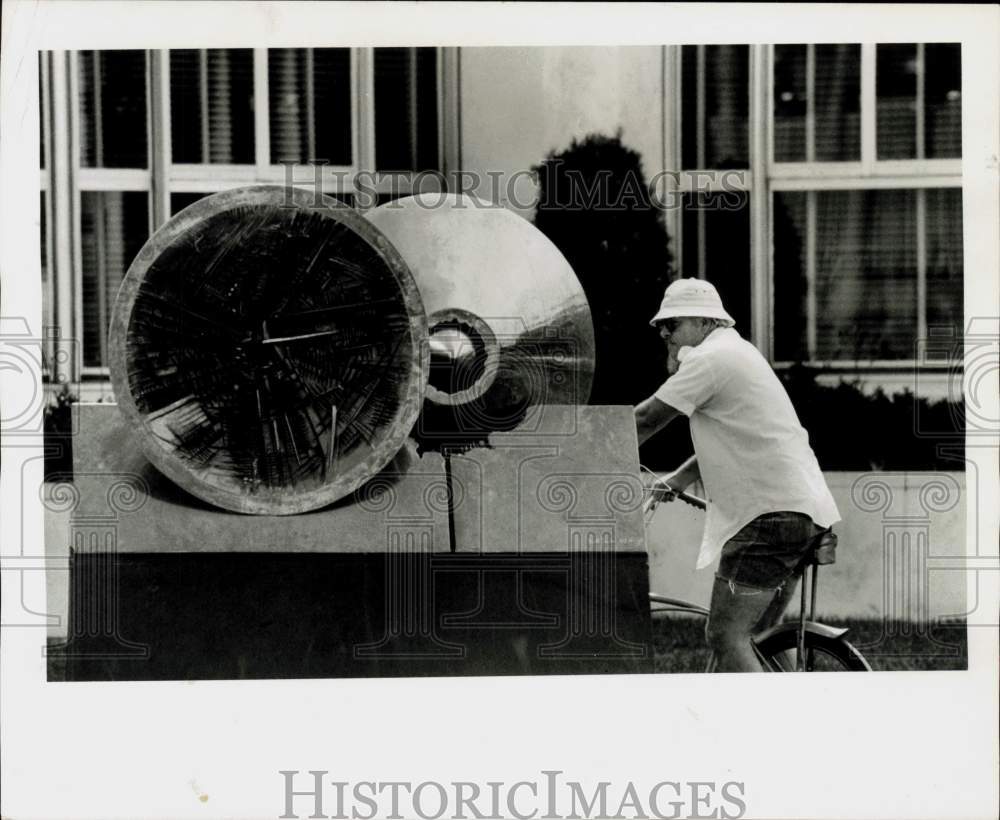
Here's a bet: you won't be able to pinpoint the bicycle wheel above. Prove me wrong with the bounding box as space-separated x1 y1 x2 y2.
755 630 872 672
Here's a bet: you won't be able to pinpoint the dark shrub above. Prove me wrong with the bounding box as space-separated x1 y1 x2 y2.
43 385 76 481
780 365 965 471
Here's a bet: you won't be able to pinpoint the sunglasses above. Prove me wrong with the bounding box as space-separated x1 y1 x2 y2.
657 318 684 334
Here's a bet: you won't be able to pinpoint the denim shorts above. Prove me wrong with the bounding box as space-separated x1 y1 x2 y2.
716 512 825 590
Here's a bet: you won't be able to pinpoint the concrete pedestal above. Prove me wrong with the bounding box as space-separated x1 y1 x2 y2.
50 403 652 680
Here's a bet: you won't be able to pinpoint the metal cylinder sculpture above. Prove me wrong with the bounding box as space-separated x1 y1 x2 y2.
366 193 595 440
109 186 428 515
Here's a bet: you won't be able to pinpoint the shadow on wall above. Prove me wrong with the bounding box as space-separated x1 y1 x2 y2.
779 365 965 472
532 131 674 407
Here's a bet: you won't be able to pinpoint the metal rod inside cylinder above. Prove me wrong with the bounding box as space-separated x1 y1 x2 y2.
326 405 338 477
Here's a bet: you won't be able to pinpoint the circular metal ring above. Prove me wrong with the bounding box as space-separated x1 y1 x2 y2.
109 185 428 515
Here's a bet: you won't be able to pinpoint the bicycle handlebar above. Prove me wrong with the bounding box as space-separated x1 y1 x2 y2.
639 464 707 515
670 490 707 510
642 485 707 513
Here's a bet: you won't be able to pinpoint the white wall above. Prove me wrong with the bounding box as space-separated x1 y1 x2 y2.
459 46 665 219
647 471 969 621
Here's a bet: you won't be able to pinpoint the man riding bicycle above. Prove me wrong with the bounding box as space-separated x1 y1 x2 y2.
634 278 840 672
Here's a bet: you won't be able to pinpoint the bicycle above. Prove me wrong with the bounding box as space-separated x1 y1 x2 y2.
642 467 871 672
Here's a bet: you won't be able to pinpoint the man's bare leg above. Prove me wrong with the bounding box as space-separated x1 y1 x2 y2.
757 574 799 631
705 576 785 672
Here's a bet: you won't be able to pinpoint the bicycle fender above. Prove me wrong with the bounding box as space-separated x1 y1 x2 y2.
752 620 848 645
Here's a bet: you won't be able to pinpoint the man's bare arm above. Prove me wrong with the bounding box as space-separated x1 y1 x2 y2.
663 454 700 492
634 395 682 446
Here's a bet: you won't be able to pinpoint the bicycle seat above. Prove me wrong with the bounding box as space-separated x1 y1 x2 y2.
807 530 838 566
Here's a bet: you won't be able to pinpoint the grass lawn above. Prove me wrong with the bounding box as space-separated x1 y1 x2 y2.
652 615 968 672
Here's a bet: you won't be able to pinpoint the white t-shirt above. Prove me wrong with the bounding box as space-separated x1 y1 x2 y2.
655 327 840 569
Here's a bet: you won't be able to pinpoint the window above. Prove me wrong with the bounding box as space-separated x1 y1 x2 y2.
39 53 46 170
769 43 962 365
166 47 442 191
681 192 751 334
41 47 454 383
774 44 861 162
79 50 148 168
773 43 961 167
76 51 152 369
876 45 918 160
773 187 962 363
664 42 965 367
681 45 749 169
39 52 52 340
811 190 919 360
923 45 962 159
40 194 51 337
877 43 961 160
924 187 963 351
674 45 753 339
374 48 439 173
80 192 149 367
170 49 255 164
269 48 352 166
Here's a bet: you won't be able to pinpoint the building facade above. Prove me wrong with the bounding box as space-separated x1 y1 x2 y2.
38 45 963 400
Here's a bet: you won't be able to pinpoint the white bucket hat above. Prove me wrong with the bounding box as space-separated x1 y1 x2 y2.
649 278 735 327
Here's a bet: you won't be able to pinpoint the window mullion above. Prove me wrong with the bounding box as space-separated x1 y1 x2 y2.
91 51 104 168
805 45 815 163
695 46 706 169
305 49 316 163
51 51 78 383
764 45 775 170
663 45 682 278
254 48 270 172
95 195 108 368
693 46 706 283
661 45 679 173
356 48 375 174
150 50 171 229
40 54 55 334
408 48 419 172
806 191 817 360
435 47 445 178
916 188 927 345
439 47 462 183
696 209 706 280
69 51 84 381
916 43 926 160
40 55 53 191
749 43 770 355
860 43 877 172
199 49 209 163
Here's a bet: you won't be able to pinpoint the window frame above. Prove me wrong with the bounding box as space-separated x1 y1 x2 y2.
665 45 770 350
765 44 962 369
165 48 358 189
163 48 450 208
769 185 958 367
71 49 154 378
768 43 962 179
45 46 459 387
666 43 962 372
39 53 55 347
